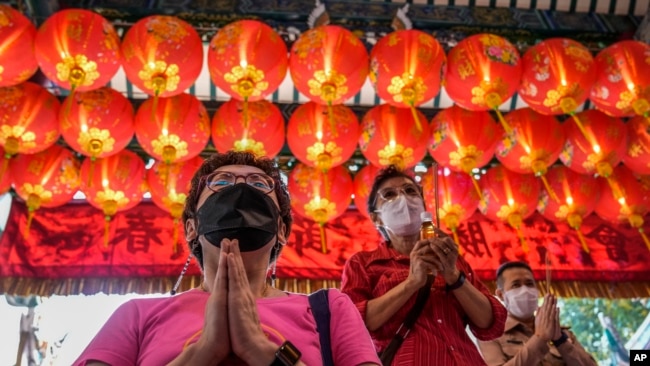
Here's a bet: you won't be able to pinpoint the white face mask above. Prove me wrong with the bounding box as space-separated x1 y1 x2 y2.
379 195 424 237
503 286 539 319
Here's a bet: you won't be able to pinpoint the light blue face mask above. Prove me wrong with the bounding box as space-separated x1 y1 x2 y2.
378 194 424 237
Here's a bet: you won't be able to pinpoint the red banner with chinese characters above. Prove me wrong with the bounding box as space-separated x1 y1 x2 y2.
1 199 649 284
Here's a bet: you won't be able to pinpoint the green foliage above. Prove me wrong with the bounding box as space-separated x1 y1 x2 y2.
558 297 650 364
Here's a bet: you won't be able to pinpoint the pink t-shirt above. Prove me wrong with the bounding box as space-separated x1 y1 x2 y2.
73 288 380 366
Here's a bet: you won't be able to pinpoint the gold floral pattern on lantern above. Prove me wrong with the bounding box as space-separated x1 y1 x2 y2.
77 127 115 156
544 84 582 110
224 65 269 99
307 141 343 171
449 145 483 174
162 192 187 218
496 203 526 227
55 55 99 87
307 70 348 102
617 86 650 112
138 60 180 95
584 152 614 177
387 73 426 104
151 134 188 162
471 78 509 107
440 203 466 230
519 151 553 174
95 188 130 216
304 197 337 223
1 125 36 152
233 138 266 157
377 143 413 169
21 183 53 207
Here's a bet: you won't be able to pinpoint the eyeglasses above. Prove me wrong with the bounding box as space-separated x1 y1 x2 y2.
201 171 276 194
376 183 421 203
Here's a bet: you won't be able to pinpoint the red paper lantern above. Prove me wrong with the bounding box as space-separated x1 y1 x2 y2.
359 104 429 170
0 82 61 180
60 87 134 160
479 165 541 252
135 93 210 164
537 165 600 252
595 165 650 250
287 102 359 171
591 40 650 118
496 108 564 201
444 33 522 133
80 149 146 247
624 115 650 175
11 144 80 233
518 38 595 116
0 5 38 87
353 164 381 219
290 25 368 107
34 9 121 92
421 168 479 245
288 163 353 253
147 156 203 252
208 20 287 103
121 15 203 98
560 109 626 178
369 29 445 130
212 99 284 158
427 105 501 198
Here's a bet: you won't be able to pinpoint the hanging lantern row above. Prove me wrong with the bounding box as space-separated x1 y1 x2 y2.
1 137 648 253
4 81 650 188
2 7 650 126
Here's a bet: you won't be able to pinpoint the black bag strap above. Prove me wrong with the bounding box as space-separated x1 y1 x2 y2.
379 274 434 366
308 288 334 366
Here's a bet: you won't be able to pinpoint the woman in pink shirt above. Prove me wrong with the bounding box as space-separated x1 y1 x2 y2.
74 151 380 366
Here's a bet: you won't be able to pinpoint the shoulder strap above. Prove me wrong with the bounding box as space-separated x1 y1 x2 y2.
379 274 434 365
308 289 334 366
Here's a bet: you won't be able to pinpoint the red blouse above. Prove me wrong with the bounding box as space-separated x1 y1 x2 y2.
342 243 507 366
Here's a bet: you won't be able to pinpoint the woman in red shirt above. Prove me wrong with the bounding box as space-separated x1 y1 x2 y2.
342 165 507 365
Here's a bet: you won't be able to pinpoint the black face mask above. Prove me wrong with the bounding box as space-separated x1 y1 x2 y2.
196 183 280 251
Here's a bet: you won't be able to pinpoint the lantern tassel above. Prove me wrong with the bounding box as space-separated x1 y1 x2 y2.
540 175 560 203
516 228 528 253
63 88 76 118
469 174 484 203
87 158 96 188
151 94 159 123
569 113 598 148
243 98 250 130
574 229 590 253
409 103 422 132
173 218 180 253
606 177 624 201
494 109 513 135
327 102 337 137
104 216 111 248
0 156 8 183
25 210 35 238
639 229 650 252
319 223 327 254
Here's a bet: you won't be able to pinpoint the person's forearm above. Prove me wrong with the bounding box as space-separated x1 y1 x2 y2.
446 270 494 328
365 279 421 331
556 342 598 366
500 335 548 366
